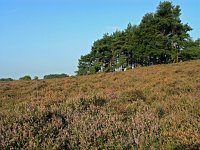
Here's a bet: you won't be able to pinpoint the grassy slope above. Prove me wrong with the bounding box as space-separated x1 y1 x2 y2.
0 60 200 149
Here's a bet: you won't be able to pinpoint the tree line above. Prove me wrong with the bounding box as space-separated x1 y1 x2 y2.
76 1 200 75
0 74 69 82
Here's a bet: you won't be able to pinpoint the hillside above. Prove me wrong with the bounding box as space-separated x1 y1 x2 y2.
0 60 200 149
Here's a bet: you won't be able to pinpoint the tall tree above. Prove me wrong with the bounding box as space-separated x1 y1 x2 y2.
155 1 192 62
135 1 192 65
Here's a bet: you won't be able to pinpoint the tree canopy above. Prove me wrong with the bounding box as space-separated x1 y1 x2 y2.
19 75 32 81
76 1 199 76
43 74 69 80
0 78 14 82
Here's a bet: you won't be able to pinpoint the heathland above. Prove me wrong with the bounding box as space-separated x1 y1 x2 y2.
0 60 200 149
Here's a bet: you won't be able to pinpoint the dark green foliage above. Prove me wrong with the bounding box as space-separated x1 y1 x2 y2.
180 39 200 61
34 76 39 80
156 106 165 119
43 74 69 79
19 75 31 81
0 78 13 82
76 1 199 76
90 96 107 107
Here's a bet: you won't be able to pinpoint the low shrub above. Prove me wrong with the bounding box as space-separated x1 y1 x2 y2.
120 89 146 102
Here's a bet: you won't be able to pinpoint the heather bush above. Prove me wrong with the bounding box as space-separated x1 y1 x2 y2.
0 97 160 149
0 60 200 149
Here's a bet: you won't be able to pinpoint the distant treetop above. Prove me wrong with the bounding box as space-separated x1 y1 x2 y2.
19 75 32 81
43 74 69 79
0 78 14 82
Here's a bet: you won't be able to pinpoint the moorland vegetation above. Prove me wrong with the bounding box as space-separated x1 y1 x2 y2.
0 60 200 149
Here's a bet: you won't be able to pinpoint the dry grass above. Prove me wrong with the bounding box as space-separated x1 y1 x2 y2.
0 60 200 149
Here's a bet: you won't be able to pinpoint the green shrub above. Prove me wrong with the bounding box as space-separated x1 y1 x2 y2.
19 75 31 81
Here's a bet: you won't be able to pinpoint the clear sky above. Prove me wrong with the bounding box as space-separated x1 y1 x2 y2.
0 0 199 79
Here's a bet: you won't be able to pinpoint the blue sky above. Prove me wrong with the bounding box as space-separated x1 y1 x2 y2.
0 0 199 79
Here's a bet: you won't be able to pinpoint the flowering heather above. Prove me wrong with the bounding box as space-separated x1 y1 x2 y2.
0 60 200 149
